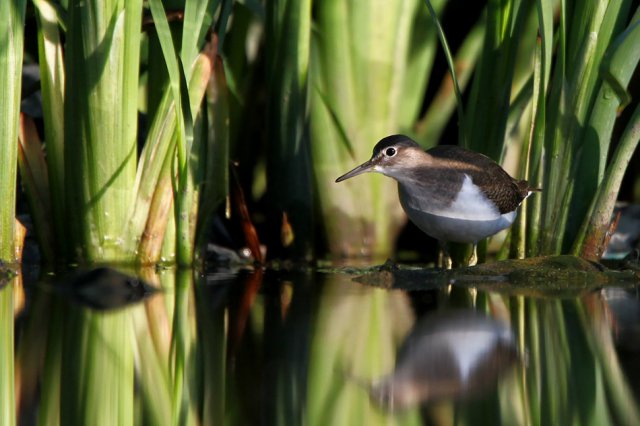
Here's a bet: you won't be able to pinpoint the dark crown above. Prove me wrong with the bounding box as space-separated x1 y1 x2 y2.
372 134 420 157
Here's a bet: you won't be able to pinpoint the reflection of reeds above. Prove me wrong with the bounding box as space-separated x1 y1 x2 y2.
132 273 172 426
10 268 640 424
194 274 226 426
0 283 15 425
509 294 640 425
307 275 418 425
580 293 640 424
59 306 135 425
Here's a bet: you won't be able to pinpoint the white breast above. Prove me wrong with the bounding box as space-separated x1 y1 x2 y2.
447 175 501 220
402 174 502 221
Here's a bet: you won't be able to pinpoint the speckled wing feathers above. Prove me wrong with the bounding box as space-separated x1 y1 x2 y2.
424 146 531 214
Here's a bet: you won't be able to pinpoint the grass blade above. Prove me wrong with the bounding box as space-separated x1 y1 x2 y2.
0 0 26 262
575 102 640 259
422 0 466 146
33 0 66 256
266 0 313 258
573 7 640 258
64 0 141 262
415 16 485 147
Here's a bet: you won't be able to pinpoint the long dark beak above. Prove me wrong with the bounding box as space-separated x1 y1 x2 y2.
335 159 375 182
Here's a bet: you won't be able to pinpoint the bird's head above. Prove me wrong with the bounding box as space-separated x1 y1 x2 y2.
335 135 427 182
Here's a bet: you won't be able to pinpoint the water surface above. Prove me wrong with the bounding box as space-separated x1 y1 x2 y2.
6 263 640 425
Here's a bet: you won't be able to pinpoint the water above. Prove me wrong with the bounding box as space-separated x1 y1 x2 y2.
5 263 640 425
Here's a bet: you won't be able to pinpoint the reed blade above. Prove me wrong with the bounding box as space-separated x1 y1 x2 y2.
33 0 66 256
0 0 26 262
64 0 142 262
311 0 433 257
265 0 313 259
573 7 640 259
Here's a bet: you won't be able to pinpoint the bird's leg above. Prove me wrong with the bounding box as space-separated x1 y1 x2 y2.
468 244 478 266
438 240 453 270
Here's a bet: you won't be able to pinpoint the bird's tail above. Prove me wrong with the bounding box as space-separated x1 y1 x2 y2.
517 179 542 192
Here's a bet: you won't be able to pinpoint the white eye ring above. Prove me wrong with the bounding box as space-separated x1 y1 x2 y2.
385 147 397 157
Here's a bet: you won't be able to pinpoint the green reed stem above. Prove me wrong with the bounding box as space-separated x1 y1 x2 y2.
0 0 26 262
64 0 142 262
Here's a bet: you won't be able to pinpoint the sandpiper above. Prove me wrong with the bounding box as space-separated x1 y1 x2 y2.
335 134 539 267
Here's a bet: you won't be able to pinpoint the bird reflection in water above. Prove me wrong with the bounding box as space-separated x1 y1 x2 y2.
369 310 519 411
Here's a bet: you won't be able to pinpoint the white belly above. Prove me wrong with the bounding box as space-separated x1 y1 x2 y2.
397 174 518 243
401 201 516 243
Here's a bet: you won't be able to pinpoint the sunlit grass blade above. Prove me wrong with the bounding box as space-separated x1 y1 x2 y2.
525 0 555 257
128 47 216 263
0 0 26 262
147 0 192 265
549 2 617 251
540 1 634 255
174 57 198 267
137 146 175 264
64 0 142 262
181 0 217 71
32 0 66 256
127 87 176 258
148 0 231 266
510 73 535 258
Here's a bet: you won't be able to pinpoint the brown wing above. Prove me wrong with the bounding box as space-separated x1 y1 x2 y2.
427 146 532 214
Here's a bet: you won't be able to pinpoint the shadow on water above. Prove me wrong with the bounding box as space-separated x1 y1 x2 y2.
4 262 640 425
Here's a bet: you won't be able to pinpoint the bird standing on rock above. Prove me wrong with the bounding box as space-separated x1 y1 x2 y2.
335 135 539 268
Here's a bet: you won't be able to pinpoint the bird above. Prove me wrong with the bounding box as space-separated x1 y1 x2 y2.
335 134 539 267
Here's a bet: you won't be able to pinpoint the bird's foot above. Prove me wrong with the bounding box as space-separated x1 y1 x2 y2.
468 245 478 266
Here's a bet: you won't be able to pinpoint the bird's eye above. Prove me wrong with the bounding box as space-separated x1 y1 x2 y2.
385 147 397 157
